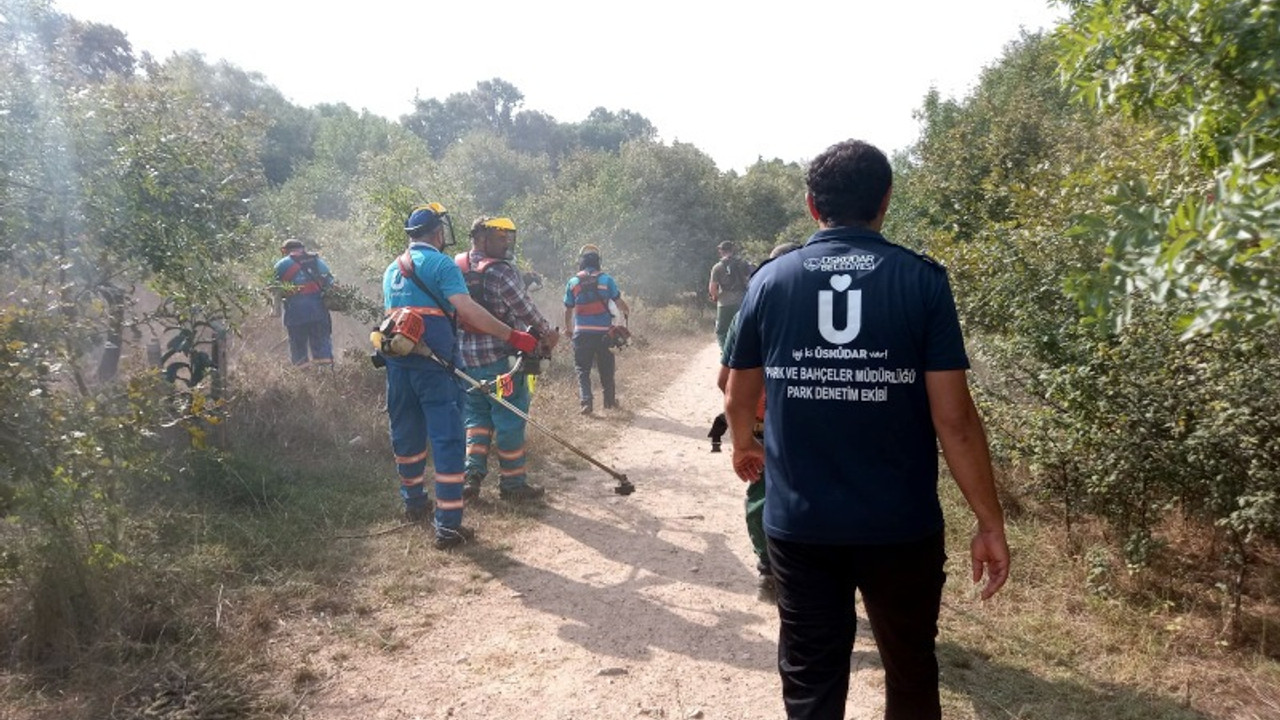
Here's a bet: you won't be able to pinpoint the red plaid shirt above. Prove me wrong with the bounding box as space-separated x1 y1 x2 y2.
458 250 553 368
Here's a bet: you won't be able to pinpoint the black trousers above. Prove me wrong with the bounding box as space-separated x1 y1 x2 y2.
572 333 616 408
767 531 947 720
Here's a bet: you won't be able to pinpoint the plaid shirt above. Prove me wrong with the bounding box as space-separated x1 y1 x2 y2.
458 250 553 368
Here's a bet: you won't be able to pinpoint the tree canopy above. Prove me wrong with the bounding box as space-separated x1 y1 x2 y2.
1059 0 1280 335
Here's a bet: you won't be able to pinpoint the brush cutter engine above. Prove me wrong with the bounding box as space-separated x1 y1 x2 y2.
604 324 631 350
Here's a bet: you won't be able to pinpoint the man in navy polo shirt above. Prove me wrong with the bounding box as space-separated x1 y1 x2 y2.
725 140 1009 720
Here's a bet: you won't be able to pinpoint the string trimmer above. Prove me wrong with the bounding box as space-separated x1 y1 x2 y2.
371 323 635 496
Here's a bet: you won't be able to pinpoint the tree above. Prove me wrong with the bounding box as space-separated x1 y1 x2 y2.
441 131 549 214
162 51 315 186
0 6 269 667
473 77 524 134
725 158 809 256
517 140 728 301
59 18 135 82
1059 0 1280 334
896 26 1280 639
510 109 573 168
574 107 656 153
401 79 525 159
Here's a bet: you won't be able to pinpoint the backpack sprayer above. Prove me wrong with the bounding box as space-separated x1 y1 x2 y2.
371 309 635 496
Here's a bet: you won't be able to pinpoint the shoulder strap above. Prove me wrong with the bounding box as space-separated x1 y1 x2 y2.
398 250 458 335
572 271 609 315
280 258 303 283
574 270 602 294
456 253 510 276
299 256 324 285
476 257 506 273
725 257 749 290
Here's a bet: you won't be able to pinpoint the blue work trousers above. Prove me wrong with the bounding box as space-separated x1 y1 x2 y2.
286 318 333 367
385 364 467 531
462 357 532 490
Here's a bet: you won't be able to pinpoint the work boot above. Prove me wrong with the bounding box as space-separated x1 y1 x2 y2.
404 502 432 524
461 472 483 501
499 483 546 502
434 525 476 550
579 404 593 416
603 400 620 410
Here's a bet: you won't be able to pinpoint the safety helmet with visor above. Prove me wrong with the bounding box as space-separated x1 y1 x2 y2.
470 216 518 260
404 202 456 247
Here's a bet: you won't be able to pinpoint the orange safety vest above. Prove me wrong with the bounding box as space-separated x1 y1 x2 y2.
280 256 323 294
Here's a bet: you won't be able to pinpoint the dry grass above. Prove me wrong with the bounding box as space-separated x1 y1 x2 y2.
936 479 1280 719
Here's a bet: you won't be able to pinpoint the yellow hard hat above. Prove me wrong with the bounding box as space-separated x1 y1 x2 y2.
579 244 600 256
481 217 517 232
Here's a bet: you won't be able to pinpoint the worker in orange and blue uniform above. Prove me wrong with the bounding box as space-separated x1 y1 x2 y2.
273 238 335 368
456 216 559 502
380 202 539 549
563 244 630 415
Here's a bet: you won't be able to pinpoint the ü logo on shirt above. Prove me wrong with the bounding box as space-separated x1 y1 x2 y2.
818 274 861 344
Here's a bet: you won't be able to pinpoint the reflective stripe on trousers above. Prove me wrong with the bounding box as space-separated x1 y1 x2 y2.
385 364 467 529
462 356 531 489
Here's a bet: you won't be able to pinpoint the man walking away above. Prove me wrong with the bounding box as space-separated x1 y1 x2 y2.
563 244 630 415
725 140 1009 720
273 238 335 369
716 241 802 603
456 216 560 502
380 202 539 549
709 240 752 353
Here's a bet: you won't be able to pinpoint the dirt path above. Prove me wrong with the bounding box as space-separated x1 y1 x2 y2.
296 342 883 720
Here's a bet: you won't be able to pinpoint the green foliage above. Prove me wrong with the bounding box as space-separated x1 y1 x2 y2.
0 4 278 677
71 67 266 298
401 78 657 164
0 305 174 666
163 51 316 186
573 106 657 153
7 1 1275 707
901 28 1280 638
726 158 810 255
512 140 734 301
441 131 550 213
1059 0 1280 333
322 282 382 325
643 302 705 336
1073 147 1280 336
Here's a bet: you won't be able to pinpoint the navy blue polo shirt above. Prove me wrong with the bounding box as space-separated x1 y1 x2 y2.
728 226 970 545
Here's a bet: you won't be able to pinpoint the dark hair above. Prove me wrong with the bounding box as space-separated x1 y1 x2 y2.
578 252 601 271
806 140 892 227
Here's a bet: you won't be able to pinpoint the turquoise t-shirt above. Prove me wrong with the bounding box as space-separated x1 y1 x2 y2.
382 242 469 369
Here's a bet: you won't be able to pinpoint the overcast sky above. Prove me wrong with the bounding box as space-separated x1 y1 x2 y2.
51 1 1066 172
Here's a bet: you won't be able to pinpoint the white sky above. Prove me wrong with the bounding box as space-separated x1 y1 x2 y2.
51 1 1066 173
